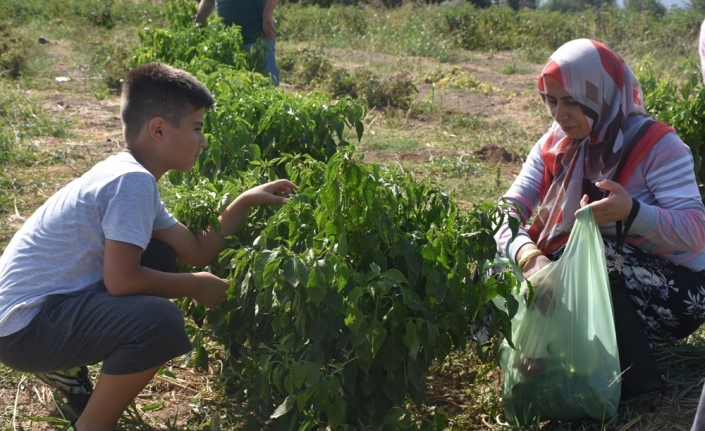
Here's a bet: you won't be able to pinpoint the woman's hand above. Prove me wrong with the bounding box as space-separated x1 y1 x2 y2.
517 245 551 280
523 254 551 280
575 179 632 223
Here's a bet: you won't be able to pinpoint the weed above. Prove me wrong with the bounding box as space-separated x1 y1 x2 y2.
423 66 499 95
91 36 134 93
500 61 530 75
363 137 422 152
0 21 35 79
354 69 418 110
407 98 440 118
282 49 418 109
442 113 482 133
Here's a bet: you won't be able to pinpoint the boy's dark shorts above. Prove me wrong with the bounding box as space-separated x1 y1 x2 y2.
0 286 192 375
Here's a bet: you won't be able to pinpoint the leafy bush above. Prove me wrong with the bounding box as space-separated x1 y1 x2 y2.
168 149 517 430
0 21 33 79
92 38 134 92
638 60 705 200
279 3 702 67
423 66 498 94
136 2 366 184
280 49 418 109
355 71 418 110
131 0 247 75
542 0 615 12
623 0 666 15
139 2 518 429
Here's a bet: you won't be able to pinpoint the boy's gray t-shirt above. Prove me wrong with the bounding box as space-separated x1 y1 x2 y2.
0 152 177 337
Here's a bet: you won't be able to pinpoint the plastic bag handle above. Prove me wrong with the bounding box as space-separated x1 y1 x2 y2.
615 198 641 254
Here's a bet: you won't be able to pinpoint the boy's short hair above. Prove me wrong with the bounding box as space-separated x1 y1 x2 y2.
120 62 214 144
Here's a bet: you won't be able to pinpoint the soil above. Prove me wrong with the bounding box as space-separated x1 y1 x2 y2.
2 33 703 431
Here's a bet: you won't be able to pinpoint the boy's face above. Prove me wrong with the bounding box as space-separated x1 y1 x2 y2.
162 107 207 172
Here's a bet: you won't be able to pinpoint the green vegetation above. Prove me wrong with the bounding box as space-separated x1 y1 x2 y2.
278 3 701 72
3 0 705 429
137 3 517 428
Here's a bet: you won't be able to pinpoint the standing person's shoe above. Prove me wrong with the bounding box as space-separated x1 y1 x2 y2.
35 366 93 413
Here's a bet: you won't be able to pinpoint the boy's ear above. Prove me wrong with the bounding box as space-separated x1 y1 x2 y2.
147 117 167 142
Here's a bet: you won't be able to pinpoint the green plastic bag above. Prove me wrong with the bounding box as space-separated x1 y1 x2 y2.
498 207 621 425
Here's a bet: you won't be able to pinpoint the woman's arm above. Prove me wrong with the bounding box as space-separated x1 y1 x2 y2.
495 139 546 263
625 133 705 255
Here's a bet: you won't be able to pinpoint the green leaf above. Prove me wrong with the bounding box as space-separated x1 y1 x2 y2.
433 333 453 363
307 266 326 306
327 375 341 397
342 360 358 393
284 374 294 395
400 287 424 311
139 402 163 412
403 320 420 360
327 396 347 427
303 361 320 386
283 258 299 287
381 269 407 287
433 412 448 431
382 370 406 406
290 362 306 390
344 305 364 333
367 263 381 281
270 395 295 419
367 318 387 358
263 256 280 287
355 120 364 142
296 389 312 412
347 285 364 304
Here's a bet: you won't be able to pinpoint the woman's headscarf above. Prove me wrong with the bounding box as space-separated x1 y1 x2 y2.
529 39 674 253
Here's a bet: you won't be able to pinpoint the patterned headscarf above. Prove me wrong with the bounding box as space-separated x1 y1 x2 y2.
529 39 672 253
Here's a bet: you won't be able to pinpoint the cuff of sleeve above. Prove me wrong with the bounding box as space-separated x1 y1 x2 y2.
508 234 534 264
629 200 657 236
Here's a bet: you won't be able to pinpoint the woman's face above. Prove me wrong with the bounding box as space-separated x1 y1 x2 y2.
542 75 591 140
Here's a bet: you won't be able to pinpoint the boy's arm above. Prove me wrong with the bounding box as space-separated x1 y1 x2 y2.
152 179 297 268
103 239 227 310
195 0 215 23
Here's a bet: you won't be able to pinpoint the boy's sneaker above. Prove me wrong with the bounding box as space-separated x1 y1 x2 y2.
35 366 93 413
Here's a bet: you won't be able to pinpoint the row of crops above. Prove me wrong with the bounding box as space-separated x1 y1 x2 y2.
130 0 705 427
132 0 519 429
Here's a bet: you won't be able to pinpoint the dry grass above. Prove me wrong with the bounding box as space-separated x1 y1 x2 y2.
1 4 705 431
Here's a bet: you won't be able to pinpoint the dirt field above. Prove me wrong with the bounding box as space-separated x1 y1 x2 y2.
2 30 705 431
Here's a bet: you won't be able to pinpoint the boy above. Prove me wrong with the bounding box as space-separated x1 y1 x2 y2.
0 62 296 431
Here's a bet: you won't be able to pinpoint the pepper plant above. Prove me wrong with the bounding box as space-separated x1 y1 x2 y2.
165 149 518 430
140 1 519 428
638 59 705 199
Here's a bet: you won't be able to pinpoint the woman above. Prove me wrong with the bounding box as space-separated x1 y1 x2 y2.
495 38 705 343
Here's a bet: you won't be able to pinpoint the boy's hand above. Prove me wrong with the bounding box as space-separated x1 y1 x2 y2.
193 272 229 310
239 179 298 207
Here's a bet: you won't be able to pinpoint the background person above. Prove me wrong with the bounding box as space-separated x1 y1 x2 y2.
195 0 280 85
495 38 705 343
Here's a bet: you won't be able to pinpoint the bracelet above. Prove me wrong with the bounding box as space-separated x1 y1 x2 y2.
517 249 544 272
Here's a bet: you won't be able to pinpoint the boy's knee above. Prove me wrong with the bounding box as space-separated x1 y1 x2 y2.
146 298 186 332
